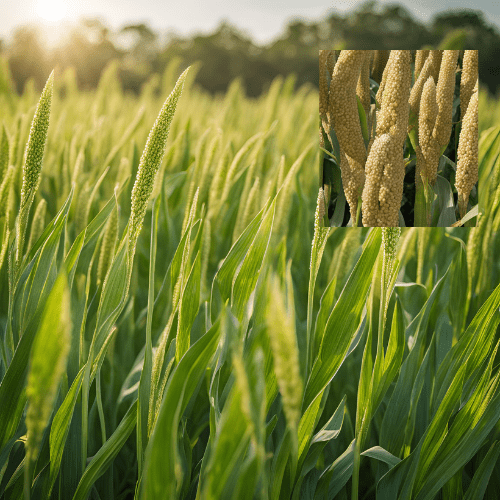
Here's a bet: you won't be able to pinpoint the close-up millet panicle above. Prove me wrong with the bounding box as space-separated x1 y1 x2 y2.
357 52 372 126
418 76 441 186
414 50 430 80
456 88 478 218
320 49 480 227
362 50 410 227
371 50 390 84
461 50 478 118
433 50 460 148
329 50 368 166
409 50 443 125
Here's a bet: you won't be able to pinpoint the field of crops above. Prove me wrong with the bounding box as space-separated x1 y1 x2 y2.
1 57 500 500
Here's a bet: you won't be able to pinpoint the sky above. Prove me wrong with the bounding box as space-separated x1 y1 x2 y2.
1 0 500 46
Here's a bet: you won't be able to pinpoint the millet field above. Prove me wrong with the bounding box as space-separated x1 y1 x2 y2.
1 54 500 499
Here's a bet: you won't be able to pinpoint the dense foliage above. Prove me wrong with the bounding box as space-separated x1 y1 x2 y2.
0 60 500 500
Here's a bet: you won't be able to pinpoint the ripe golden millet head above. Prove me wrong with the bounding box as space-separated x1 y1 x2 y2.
433 50 459 148
415 50 430 80
430 50 443 83
419 76 441 185
372 50 390 84
361 133 404 227
456 89 478 218
357 51 372 124
376 50 411 146
460 50 478 119
409 50 442 121
339 147 365 219
329 50 368 166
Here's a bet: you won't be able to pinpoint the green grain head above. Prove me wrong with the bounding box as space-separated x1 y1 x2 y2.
16 70 54 263
128 67 189 254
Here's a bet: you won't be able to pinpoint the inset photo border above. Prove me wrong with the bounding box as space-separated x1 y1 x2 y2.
319 50 479 227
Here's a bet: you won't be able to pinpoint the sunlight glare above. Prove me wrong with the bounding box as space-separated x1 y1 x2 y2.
36 0 67 22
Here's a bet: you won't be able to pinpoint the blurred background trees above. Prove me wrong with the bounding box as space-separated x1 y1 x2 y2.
0 0 499 97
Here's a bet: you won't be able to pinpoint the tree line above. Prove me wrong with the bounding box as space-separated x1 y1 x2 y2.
1 1 499 97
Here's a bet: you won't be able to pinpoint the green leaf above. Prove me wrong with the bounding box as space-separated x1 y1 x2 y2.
303 228 382 410
176 250 201 362
231 198 275 321
25 272 71 497
433 175 457 227
48 367 85 497
141 315 222 499
463 441 500 500
379 270 448 457
137 196 160 476
316 440 355 499
212 204 266 309
361 446 401 470
72 401 137 500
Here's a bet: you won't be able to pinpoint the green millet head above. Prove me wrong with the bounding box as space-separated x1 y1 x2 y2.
129 67 189 250
382 227 401 286
0 124 9 182
456 89 478 218
329 50 368 165
433 50 459 148
460 50 478 119
16 70 54 263
382 227 401 260
20 71 54 211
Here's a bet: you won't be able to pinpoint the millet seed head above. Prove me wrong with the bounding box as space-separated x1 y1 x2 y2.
455 89 478 217
419 76 441 185
129 67 189 250
329 50 368 166
460 50 478 119
433 50 459 148
376 50 411 146
362 133 404 227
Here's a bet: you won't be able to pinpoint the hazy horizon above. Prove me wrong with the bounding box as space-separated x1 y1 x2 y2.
1 0 500 48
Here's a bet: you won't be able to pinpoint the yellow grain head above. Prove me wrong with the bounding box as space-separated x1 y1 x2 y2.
419 76 441 185
455 90 478 218
372 50 390 84
433 50 459 148
362 133 404 227
415 50 430 80
329 50 368 166
356 51 372 125
409 50 443 121
376 50 411 146
460 50 478 119
339 147 365 220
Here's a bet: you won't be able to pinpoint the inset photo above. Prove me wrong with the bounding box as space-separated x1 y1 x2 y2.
319 49 479 227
